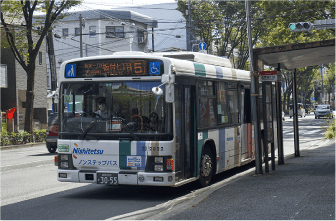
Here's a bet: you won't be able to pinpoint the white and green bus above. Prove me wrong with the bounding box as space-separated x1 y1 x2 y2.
55 51 254 187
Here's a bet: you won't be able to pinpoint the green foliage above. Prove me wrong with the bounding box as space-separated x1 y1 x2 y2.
1 0 81 134
33 129 47 142
177 0 223 52
325 119 335 139
1 131 10 146
0 129 47 146
257 0 335 47
324 64 335 93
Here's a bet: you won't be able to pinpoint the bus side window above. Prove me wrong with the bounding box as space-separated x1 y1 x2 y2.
228 83 238 125
198 80 217 128
217 81 229 125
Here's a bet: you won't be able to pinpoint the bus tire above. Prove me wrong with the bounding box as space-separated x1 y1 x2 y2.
199 148 213 187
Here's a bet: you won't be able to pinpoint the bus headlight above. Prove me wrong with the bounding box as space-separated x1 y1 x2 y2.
154 157 163 163
58 154 74 170
60 154 69 161
154 165 163 171
60 161 69 168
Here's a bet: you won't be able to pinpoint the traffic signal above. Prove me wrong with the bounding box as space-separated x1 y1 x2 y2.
288 21 313 32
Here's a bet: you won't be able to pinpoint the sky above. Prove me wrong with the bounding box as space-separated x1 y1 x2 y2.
69 0 177 11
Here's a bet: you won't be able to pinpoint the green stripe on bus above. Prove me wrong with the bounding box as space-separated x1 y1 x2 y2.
119 140 131 169
194 63 206 77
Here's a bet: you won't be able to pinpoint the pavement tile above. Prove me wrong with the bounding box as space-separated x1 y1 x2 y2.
165 139 335 220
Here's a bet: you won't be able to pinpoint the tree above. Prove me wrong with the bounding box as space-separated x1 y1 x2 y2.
216 1 269 70
1 0 80 138
177 0 223 53
323 64 335 105
257 0 335 46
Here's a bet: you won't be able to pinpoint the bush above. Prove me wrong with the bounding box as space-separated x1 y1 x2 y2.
0 129 47 146
0 131 10 146
325 119 335 139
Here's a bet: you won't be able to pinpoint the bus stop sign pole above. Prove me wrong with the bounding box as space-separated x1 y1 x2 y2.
246 0 262 174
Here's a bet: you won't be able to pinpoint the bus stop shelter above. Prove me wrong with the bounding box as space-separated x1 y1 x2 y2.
252 38 335 174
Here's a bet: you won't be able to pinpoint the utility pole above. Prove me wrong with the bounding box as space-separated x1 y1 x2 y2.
152 27 155 52
45 1 57 113
187 0 191 51
79 14 85 57
46 29 57 113
321 66 325 104
246 0 262 174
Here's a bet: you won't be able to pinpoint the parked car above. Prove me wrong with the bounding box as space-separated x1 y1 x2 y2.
289 103 306 118
315 105 333 119
46 113 58 153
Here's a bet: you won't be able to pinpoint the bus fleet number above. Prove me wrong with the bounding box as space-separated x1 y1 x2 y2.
142 146 164 151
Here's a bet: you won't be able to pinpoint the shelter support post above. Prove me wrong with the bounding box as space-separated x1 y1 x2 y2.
271 142 275 170
292 69 300 157
276 64 284 164
262 81 269 173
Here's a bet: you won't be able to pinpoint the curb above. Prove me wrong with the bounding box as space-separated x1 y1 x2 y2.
0 142 46 150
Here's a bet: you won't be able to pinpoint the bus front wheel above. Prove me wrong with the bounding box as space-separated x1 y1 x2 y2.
199 148 213 187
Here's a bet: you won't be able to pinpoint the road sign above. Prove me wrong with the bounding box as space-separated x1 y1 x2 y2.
199 42 207 50
259 71 278 82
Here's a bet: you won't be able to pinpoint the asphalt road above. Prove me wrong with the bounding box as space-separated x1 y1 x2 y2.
0 113 331 220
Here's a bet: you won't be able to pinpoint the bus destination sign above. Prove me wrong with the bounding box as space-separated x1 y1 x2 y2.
65 59 163 78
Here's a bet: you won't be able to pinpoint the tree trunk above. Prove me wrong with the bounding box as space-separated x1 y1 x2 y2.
24 67 35 141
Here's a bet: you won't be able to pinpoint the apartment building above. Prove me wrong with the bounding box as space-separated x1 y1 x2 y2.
47 9 158 91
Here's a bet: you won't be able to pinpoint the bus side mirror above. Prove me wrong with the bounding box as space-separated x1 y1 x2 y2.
152 74 174 103
163 74 174 103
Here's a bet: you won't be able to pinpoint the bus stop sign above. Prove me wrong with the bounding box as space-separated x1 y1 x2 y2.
259 71 279 82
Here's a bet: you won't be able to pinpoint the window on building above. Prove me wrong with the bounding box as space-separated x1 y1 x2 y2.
89 26 96 37
106 26 124 38
62 28 68 37
137 30 145 43
198 80 217 128
39 52 42 65
75 28 80 36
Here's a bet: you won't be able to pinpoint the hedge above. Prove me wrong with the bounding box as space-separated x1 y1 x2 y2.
0 129 47 146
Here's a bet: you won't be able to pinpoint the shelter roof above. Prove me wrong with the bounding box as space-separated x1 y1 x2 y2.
254 39 335 70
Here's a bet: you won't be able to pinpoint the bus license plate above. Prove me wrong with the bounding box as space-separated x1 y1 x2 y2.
97 173 118 185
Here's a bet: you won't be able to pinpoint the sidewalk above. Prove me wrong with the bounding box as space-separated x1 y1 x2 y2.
163 138 335 220
0 142 45 150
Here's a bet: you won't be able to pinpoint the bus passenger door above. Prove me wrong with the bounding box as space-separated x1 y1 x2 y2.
174 86 196 182
241 86 252 161
183 86 195 179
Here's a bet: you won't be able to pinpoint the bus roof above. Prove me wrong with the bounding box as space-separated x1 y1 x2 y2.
152 51 232 68
59 52 250 83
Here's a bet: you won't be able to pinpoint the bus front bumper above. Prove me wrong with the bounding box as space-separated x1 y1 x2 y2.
57 169 176 186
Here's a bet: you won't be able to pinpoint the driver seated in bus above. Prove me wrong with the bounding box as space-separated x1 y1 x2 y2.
95 97 108 118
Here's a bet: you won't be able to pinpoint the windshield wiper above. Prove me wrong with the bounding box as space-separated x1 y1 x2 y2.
116 118 139 140
79 117 103 139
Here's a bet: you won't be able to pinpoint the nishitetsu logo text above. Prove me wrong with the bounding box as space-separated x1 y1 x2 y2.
73 148 104 154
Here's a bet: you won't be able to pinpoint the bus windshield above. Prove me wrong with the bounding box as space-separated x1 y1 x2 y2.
59 81 173 141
